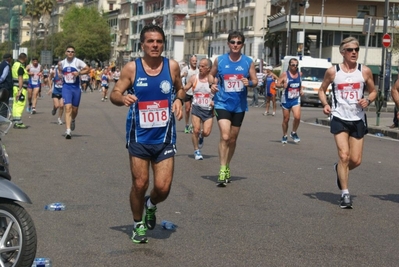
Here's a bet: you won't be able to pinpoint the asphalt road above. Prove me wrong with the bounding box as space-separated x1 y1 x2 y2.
4 88 399 266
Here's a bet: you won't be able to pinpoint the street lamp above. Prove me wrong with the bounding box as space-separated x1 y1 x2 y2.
301 0 309 55
283 0 293 55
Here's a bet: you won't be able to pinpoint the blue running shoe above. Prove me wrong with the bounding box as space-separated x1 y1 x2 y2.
290 132 300 143
281 135 288 144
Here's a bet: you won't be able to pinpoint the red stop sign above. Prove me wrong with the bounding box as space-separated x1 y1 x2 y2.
382 33 391 48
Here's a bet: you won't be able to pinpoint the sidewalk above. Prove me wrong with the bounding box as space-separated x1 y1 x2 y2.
247 91 399 140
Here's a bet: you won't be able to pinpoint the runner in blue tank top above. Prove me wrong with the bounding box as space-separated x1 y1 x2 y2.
277 58 303 144
110 25 185 244
209 31 258 187
49 61 64 125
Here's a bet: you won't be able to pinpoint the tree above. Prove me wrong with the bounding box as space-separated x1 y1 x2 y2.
57 6 111 62
263 29 281 65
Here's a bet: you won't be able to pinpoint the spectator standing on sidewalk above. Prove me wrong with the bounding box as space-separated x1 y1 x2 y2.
263 65 278 116
12 53 29 128
0 53 13 117
318 37 377 209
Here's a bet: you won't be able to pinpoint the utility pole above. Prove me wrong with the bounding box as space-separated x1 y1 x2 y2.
319 0 325 58
285 0 292 56
376 0 389 126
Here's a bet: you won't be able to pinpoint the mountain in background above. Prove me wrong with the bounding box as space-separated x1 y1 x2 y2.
0 0 25 26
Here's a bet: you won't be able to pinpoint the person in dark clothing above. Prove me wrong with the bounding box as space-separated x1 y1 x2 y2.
0 53 13 118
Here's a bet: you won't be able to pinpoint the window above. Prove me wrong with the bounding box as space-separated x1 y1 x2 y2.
109 3 113 11
357 5 376 18
200 20 203 31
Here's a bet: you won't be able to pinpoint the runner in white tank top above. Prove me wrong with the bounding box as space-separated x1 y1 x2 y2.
184 58 214 160
318 37 377 209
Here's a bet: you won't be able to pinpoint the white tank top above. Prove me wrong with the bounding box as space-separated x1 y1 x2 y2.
185 66 199 96
331 63 365 121
29 64 41 85
192 74 213 110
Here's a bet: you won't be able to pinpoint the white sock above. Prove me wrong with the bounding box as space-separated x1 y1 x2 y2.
147 197 156 208
341 189 349 196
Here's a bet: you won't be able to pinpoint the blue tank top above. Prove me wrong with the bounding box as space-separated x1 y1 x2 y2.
126 57 176 145
265 75 274 94
282 71 301 102
214 53 253 112
52 69 63 95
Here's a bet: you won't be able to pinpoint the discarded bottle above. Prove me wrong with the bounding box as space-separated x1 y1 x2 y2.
161 220 176 230
44 202 66 211
31 257 52 267
375 133 384 137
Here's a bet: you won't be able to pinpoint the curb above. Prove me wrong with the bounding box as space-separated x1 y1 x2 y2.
316 118 399 140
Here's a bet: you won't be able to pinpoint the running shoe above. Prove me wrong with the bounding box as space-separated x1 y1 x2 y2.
65 130 72 139
272 112 275 116
58 118 63 125
13 122 27 129
189 124 193 133
217 170 227 187
263 111 269 116
31 108 36 114
333 163 342 190
281 135 288 144
290 132 300 143
225 167 231 183
131 222 148 244
71 120 75 131
101 98 105 102
194 150 203 160
51 108 57 116
198 132 204 149
339 194 353 209
184 125 190 134
104 96 108 100
26 107 32 113
144 196 157 230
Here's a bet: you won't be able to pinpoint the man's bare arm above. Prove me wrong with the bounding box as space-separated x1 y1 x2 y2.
110 61 137 107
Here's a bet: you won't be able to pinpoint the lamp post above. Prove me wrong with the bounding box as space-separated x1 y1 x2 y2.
319 0 325 58
302 0 309 55
284 0 292 56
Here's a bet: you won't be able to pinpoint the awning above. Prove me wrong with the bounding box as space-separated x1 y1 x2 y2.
368 65 380 75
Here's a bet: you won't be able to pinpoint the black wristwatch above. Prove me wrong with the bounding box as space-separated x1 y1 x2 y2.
174 97 184 105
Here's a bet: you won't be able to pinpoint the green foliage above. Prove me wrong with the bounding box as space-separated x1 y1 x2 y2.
58 6 111 62
0 0 24 25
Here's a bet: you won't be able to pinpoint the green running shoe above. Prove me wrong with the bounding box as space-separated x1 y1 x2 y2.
13 123 27 129
144 196 157 230
131 222 148 244
225 167 231 183
217 170 227 187
184 125 190 134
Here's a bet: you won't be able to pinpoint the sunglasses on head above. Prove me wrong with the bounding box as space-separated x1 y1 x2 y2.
290 64 298 67
229 40 243 45
345 47 359 52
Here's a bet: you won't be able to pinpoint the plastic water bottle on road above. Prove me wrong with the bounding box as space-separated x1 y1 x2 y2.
31 257 52 267
161 220 176 230
44 202 66 211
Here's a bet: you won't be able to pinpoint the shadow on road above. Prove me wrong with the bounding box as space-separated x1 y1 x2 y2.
370 194 399 204
110 224 176 240
303 192 356 206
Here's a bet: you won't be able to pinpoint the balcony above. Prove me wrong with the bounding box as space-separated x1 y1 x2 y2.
244 0 256 8
268 13 399 33
216 28 229 39
185 31 205 40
